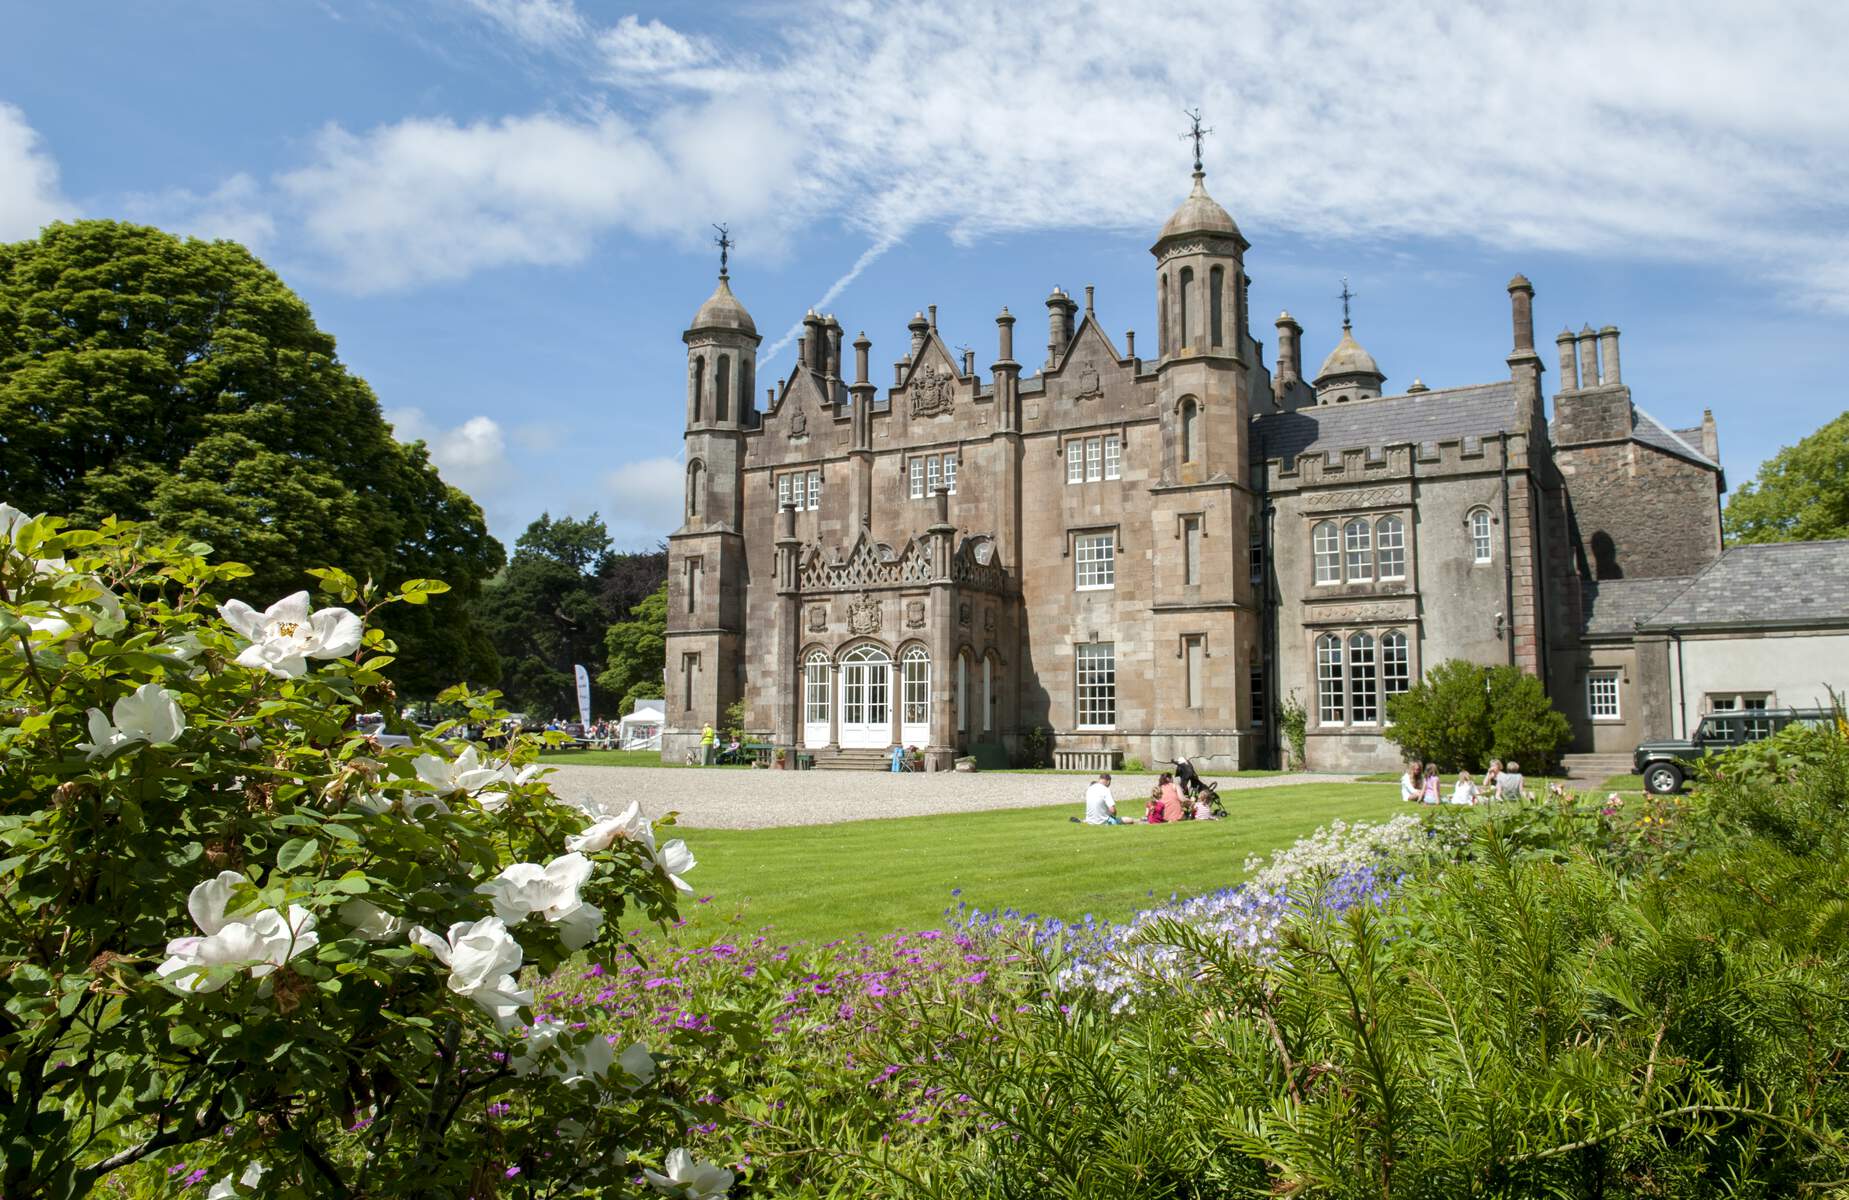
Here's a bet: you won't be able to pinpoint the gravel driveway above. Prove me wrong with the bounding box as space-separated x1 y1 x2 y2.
541 765 1361 830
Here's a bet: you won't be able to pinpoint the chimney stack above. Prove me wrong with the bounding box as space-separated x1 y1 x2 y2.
824 315 843 381
853 330 870 385
1084 284 1094 316
1576 324 1600 390
1046 287 1068 368
963 349 975 377
908 311 929 358
995 306 1015 362
1274 311 1303 387
802 310 826 371
928 304 938 331
1507 274 1535 353
1556 329 1579 389
1597 325 1621 386
1125 329 1135 359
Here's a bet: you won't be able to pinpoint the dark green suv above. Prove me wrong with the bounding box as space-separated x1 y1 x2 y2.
1634 707 1835 795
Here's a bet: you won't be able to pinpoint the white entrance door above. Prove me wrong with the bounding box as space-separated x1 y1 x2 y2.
839 645 892 749
803 652 832 749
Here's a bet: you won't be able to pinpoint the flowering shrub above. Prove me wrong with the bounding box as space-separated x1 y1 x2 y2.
0 506 722 1198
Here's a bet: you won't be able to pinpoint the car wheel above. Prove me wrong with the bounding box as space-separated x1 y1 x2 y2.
1644 763 1683 795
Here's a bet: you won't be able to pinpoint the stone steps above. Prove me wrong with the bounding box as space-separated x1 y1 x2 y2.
811 749 899 772
1561 753 1635 784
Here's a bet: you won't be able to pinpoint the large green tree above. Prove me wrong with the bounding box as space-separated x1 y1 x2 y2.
0 220 504 695
1724 411 1849 544
600 582 667 715
479 513 611 718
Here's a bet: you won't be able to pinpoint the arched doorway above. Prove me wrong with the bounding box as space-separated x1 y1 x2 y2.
839 644 892 749
803 651 832 749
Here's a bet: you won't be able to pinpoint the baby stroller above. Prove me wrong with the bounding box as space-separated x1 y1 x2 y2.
1172 757 1228 820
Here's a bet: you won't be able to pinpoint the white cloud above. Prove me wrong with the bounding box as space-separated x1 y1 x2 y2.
461 0 584 48
386 407 509 494
0 103 74 241
254 1 1849 311
603 455 684 548
122 173 277 253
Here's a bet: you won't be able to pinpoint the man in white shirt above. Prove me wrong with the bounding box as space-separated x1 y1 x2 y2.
1083 773 1122 825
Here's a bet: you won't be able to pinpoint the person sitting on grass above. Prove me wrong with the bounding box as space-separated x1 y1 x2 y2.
1400 762 1423 803
1496 760 1526 801
1083 772 1122 825
1484 759 1503 795
1145 780 1166 824
1450 770 1480 805
1158 772 1185 823
1421 762 1442 805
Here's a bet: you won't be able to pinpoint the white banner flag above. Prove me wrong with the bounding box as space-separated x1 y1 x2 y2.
574 664 592 729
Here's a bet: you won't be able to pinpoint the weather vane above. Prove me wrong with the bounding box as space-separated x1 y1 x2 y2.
1339 277 1354 330
1180 107 1213 173
712 223 732 279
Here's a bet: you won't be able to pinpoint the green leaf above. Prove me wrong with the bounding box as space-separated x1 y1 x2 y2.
277 837 319 872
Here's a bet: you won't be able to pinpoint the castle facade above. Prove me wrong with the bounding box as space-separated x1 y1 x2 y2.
662 165 1726 771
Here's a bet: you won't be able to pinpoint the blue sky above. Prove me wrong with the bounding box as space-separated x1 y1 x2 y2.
3 1 1845 549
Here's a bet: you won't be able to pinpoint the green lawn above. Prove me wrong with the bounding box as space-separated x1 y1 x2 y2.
537 748 752 768
646 782 1406 945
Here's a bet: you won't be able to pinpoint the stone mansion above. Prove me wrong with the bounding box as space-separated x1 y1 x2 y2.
661 163 1735 771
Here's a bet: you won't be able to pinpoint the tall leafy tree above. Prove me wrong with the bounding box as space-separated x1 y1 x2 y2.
1724 411 1849 544
600 582 668 715
479 514 614 718
0 220 504 695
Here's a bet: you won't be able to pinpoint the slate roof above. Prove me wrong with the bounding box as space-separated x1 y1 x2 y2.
1633 406 1720 471
1640 541 1849 629
1253 380 1518 462
1580 576 1696 636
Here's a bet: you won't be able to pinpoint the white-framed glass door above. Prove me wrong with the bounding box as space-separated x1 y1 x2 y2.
900 647 930 747
839 645 892 749
803 652 832 748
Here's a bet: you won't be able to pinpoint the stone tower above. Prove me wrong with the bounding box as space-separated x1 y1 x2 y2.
1148 164 1262 751
665 268 759 750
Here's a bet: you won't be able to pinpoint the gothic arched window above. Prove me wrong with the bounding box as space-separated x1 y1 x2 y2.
685 460 704 519
1180 397 1199 463
1178 266 1195 349
1381 630 1411 698
1316 634 1344 724
1349 632 1378 724
1344 518 1373 582
691 355 705 423
1469 507 1494 563
1312 520 1340 584
715 354 731 423
901 647 930 727
1376 515 1406 580
1209 265 1225 348
1159 274 1170 357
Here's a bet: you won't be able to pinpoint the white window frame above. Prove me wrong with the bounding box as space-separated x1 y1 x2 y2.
1344 518 1373 583
901 647 930 726
1376 515 1405 581
942 453 957 495
1316 634 1344 725
807 470 820 510
778 474 792 509
1066 442 1084 484
1085 436 1102 482
1348 632 1378 725
1074 531 1116 590
804 653 832 725
1381 630 1410 699
927 455 941 496
1103 435 1121 480
1588 670 1621 720
1076 642 1116 729
1313 521 1341 585
910 457 925 499
1470 508 1493 563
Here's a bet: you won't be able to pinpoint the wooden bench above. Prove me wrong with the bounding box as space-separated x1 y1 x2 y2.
1054 749 1123 772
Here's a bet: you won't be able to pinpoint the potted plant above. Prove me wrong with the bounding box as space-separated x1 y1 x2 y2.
774 747 788 770
909 745 924 772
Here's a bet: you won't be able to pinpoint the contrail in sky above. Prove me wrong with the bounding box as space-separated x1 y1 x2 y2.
761 233 904 362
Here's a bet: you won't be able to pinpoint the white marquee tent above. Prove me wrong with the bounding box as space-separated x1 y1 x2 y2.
619 698 666 750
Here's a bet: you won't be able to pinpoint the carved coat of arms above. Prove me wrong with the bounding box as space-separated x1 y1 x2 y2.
1074 361 1102 400
958 601 971 627
789 401 807 437
808 605 828 632
904 600 926 629
909 362 954 418
848 594 882 635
